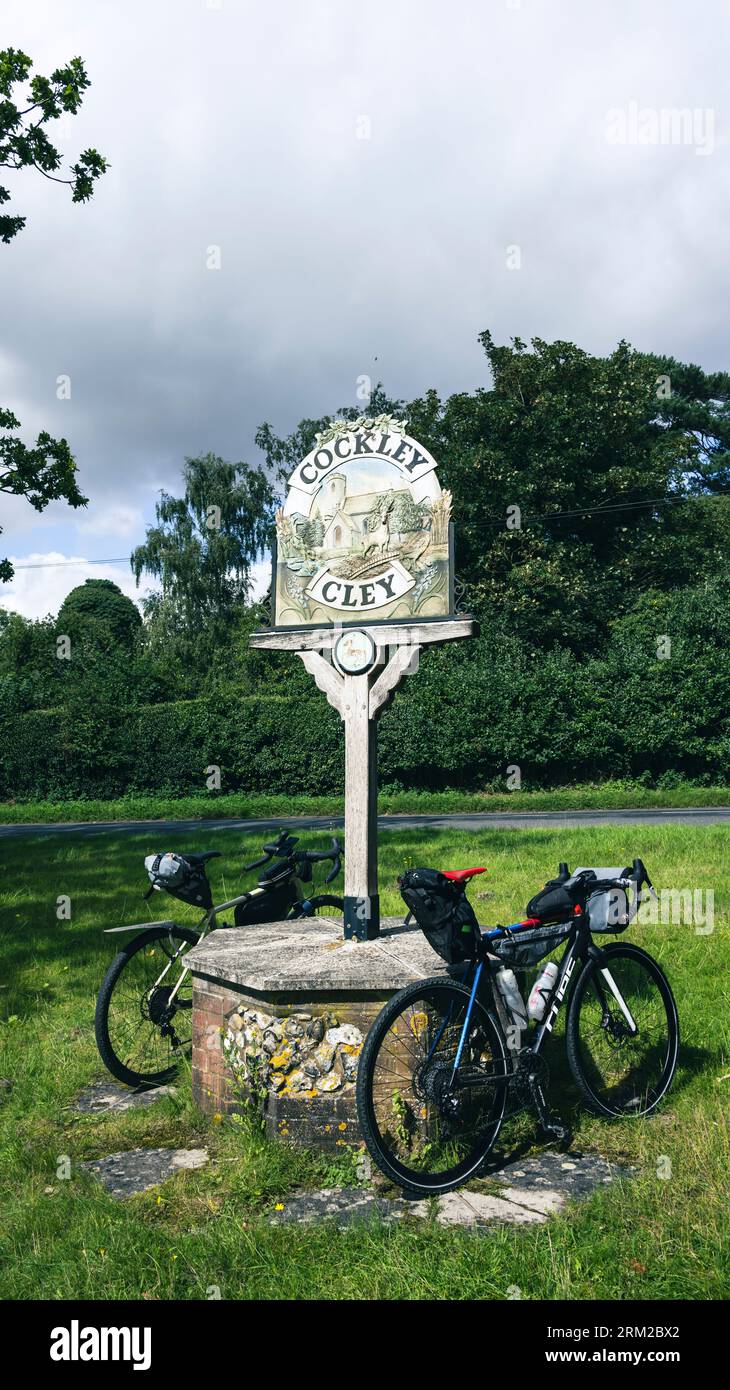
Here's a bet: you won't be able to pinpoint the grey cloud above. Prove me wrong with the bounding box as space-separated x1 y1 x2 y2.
1 0 728 598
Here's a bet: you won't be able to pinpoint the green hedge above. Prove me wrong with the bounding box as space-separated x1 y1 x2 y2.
3 614 730 798
0 696 344 800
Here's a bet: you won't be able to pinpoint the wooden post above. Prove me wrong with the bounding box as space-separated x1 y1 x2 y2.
250 619 477 941
342 673 379 940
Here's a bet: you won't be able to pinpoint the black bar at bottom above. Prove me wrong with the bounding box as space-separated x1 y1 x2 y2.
343 893 380 940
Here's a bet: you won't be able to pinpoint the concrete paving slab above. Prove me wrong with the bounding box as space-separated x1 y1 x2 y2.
80 1146 208 1198
186 915 448 992
74 1081 176 1114
490 1150 632 1197
266 1150 632 1229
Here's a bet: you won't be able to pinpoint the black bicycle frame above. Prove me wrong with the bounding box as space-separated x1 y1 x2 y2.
447 913 605 1083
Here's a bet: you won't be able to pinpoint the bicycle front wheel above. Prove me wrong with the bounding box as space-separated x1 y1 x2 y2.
95 925 200 1088
356 977 508 1194
566 943 679 1117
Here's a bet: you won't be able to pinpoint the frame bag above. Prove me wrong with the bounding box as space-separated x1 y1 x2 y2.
491 921 574 970
399 867 481 965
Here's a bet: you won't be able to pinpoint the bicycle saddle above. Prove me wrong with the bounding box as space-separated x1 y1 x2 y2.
182 850 222 866
442 867 487 883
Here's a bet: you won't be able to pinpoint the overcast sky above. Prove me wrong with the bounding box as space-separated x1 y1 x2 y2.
2 0 728 619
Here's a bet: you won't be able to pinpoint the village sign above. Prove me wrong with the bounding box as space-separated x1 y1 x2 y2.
273 415 453 627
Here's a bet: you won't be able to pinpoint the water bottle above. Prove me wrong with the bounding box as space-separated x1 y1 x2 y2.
528 960 559 1022
495 966 528 1030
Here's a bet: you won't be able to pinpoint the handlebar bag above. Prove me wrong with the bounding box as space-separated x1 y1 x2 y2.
584 885 629 933
144 853 213 910
399 867 481 964
526 870 597 924
569 867 631 933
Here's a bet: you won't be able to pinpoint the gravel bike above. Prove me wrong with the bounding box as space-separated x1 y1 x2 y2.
95 831 343 1088
356 858 679 1194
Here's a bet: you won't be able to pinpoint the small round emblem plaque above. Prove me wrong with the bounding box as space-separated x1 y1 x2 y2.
332 629 377 676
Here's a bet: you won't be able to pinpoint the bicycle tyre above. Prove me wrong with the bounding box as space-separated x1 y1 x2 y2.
356 977 508 1194
95 925 200 1088
566 942 679 1118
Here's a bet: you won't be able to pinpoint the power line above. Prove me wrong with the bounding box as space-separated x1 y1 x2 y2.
8 490 730 571
12 556 130 571
483 490 730 532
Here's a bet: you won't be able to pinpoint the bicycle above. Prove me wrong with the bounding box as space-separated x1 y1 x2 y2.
95 831 343 1088
356 858 679 1194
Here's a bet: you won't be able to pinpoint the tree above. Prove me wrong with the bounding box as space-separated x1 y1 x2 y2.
0 608 58 714
131 453 277 683
0 47 107 243
256 338 730 651
57 579 142 648
0 407 87 581
0 47 108 578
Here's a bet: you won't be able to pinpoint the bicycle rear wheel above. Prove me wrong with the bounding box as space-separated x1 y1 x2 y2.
566 942 679 1117
95 925 199 1088
356 977 508 1194
287 894 344 918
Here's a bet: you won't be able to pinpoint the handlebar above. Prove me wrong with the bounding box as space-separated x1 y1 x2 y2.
304 836 343 884
558 858 657 922
243 831 343 884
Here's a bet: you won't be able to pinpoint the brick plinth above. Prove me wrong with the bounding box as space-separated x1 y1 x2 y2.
187 915 449 1150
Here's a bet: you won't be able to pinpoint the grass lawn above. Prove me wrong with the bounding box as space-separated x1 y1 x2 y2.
0 822 728 1300
2 781 730 824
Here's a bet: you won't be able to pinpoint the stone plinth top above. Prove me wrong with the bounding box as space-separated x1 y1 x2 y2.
185 915 448 994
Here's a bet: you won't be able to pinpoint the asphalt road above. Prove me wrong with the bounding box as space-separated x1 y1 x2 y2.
0 808 728 840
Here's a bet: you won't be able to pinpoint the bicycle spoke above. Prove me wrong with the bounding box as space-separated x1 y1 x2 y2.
572 951 676 1114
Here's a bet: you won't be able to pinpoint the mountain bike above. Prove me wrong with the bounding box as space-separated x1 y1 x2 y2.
95 831 343 1088
356 858 679 1194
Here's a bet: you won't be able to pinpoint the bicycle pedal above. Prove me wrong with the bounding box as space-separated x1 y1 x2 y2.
542 1121 571 1149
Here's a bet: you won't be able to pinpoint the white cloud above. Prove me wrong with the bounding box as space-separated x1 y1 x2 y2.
77 504 146 538
1 553 148 621
249 557 272 602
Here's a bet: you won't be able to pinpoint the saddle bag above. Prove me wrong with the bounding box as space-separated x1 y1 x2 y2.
144 853 213 910
399 867 481 965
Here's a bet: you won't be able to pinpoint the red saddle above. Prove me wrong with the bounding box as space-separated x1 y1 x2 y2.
442 867 487 883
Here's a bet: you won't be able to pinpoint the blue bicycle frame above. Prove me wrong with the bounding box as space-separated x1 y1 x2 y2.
442 918 558 1083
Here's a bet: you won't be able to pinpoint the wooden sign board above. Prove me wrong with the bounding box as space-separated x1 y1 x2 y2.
272 418 453 628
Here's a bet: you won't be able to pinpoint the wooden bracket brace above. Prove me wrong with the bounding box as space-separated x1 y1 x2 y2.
369 644 422 720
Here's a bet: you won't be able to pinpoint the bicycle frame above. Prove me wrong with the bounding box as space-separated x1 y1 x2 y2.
105 875 313 1011
447 910 640 1088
